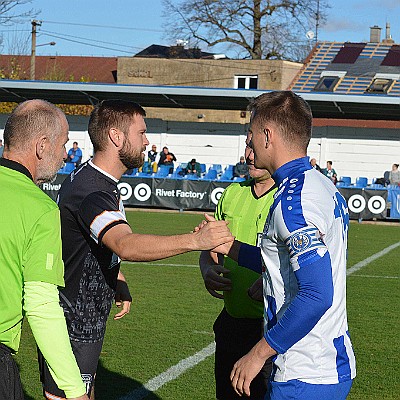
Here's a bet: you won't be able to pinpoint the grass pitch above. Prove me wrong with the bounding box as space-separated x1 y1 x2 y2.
15 210 400 399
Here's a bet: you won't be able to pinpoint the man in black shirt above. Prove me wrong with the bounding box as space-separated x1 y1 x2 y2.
40 100 233 399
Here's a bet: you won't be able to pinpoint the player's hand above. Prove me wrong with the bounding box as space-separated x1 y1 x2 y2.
230 339 275 397
192 214 234 251
203 264 232 299
114 299 131 320
248 276 263 302
114 274 132 320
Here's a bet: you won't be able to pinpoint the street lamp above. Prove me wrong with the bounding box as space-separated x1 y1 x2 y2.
30 20 56 80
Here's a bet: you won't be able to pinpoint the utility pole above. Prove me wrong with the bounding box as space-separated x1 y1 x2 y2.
30 20 42 80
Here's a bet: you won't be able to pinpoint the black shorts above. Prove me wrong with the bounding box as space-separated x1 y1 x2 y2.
38 339 103 399
213 308 272 400
0 343 24 400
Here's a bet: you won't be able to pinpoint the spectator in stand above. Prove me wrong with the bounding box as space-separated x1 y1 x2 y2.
389 163 400 186
67 141 83 167
0 139 3 157
310 158 321 172
158 146 177 174
233 156 250 180
322 160 337 184
147 144 158 172
186 158 202 177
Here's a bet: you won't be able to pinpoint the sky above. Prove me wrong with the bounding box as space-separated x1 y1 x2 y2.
1 0 399 57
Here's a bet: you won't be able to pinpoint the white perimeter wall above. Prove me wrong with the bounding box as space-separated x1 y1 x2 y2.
1 121 399 183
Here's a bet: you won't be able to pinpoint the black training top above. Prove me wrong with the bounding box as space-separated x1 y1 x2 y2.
57 161 129 342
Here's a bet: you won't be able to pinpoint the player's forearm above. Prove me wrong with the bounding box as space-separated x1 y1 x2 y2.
116 232 199 261
24 281 86 398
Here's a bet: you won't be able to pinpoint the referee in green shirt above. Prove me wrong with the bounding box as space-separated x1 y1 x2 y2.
200 132 276 400
0 100 88 400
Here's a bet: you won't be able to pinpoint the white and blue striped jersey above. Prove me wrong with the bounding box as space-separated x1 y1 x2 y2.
261 156 356 384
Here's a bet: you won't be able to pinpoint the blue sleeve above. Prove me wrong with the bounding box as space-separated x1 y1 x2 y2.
265 250 333 354
237 243 262 274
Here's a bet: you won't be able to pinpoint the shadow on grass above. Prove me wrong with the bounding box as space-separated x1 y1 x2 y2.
95 359 162 400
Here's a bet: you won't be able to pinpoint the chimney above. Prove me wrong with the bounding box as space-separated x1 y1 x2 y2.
382 21 394 44
370 25 381 43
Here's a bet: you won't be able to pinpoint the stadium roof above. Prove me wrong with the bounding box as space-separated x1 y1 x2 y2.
0 79 399 120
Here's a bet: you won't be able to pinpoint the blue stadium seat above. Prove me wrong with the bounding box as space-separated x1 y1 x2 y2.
336 182 347 188
355 177 368 188
63 162 75 173
368 184 386 190
210 164 222 174
200 163 207 174
137 171 152 178
185 174 199 180
168 171 183 179
155 165 171 177
203 169 218 180
339 176 351 186
219 169 233 181
233 176 246 182
123 168 138 177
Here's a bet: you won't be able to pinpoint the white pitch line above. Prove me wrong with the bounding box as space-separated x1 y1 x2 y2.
346 241 400 276
119 342 216 400
350 274 399 279
118 241 400 400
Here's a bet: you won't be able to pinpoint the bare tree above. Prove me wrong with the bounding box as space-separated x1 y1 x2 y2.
0 1 38 53
162 0 328 61
0 0 37 25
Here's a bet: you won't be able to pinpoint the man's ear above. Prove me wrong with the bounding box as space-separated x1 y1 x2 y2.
109 128 123 148
35 136 47 160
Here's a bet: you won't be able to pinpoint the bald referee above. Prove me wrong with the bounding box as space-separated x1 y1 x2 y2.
0 100 88 400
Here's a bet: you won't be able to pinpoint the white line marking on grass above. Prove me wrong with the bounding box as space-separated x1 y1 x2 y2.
119 241 400 400
192 330 214 336
119 342 216 400
350 274 399 279
347 241 400 276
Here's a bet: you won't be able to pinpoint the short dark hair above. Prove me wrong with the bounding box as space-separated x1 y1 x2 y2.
88 99 146 152
248 91 312 152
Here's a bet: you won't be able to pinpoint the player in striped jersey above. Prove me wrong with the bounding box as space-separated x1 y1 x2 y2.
200 132 276 400
210 91 356 400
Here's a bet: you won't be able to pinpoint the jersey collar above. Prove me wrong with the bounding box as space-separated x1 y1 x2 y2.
88 160 119 183
272 156 311 186
0 158 33 181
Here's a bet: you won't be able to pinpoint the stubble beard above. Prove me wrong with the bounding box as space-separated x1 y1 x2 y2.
119 139 145 170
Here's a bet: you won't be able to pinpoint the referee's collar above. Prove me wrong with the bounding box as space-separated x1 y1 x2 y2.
0 158 33 181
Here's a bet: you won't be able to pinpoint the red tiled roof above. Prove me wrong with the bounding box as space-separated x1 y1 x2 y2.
0 55 117 83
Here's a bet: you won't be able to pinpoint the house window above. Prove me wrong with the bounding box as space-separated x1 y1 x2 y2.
365 78 394 94
313 76 340 92
235 75 258 89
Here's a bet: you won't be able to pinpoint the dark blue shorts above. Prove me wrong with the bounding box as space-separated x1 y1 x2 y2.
266 379 353 400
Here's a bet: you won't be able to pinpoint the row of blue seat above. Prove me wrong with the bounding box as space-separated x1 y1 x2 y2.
123 163 237 181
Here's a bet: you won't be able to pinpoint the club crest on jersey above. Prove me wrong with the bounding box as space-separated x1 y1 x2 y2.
290 232 311 252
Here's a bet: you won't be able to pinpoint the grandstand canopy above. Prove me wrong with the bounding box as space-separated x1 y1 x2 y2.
0 80 399 120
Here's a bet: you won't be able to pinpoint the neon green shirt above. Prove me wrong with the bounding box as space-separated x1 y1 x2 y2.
215 179 276 318
0 163 64 352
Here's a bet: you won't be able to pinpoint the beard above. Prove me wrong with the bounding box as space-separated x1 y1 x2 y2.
36 156 64 185
119 137 145 170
